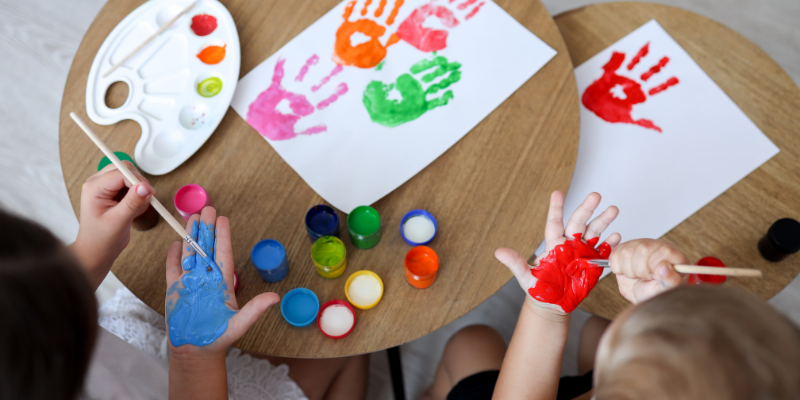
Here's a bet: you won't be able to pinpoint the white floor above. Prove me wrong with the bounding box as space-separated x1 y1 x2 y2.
1 1 798 399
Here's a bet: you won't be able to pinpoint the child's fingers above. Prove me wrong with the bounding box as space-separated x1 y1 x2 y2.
602 232 622 250
630 240 662 279
181 214 202 269
220 292 280 345
543 191 566 248
564 192 602 238
166 241 183 289
214 216 236 297
495 247 536 289
584 205 619 241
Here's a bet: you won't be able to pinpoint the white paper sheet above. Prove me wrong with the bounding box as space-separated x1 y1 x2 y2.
231 0 556 212
536 20 779 279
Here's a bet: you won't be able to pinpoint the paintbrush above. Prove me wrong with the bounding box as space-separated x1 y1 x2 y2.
70 112 216 266
586 259 763 278
102 0 198 78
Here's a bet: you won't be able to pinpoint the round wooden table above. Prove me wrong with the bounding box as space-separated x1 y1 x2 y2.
59 0 580 357
554 3 800 320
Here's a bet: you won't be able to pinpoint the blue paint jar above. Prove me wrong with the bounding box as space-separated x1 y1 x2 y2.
305 205 340 243
251 239 289 282
400 209 438 246
281 288 319 327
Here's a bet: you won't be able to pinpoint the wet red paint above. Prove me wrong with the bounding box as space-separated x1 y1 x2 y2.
582 43 680 133
648 77 679 95
528 233 611 313
191 14 217 36
640 56 669 81
627 42 648 70
689 256 726 285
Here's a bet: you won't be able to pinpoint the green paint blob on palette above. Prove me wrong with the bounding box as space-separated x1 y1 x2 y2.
84 0 240 175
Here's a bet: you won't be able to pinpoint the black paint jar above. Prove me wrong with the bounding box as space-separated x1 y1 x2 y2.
758 218 800 262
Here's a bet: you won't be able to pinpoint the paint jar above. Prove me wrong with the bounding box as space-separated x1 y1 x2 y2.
97 152 159 231
311 236 347 279
305 204 340 243
251 239 289 283
347 206 381 249
400 210 438 246
317 300 356 339
405 246 439 289
688 257 726 285
281 288 319 328
758 218 800 262
174 184 212 222
345 270 384 310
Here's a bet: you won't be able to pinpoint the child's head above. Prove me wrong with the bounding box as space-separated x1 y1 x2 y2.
0 210 98 400
594 285 800 400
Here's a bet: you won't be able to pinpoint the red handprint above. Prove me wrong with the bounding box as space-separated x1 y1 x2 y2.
396 0 485 53
582 43 679 133
333 0 404 69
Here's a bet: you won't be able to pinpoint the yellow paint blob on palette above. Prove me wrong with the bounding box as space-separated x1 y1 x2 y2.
85 0 240 175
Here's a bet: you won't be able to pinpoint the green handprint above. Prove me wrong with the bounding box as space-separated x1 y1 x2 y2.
363 55 461 127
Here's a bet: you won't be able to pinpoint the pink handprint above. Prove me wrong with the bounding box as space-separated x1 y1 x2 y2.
582 43 679 133
246 55 348 141
396 0 485 53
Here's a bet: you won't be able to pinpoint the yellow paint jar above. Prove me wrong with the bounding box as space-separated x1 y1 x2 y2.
345 270 384 310
311 236 347 279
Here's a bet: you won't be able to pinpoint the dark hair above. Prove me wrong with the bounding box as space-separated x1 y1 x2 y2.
0 210 98 400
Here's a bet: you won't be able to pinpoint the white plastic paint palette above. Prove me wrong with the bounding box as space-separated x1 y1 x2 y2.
86 0 240 175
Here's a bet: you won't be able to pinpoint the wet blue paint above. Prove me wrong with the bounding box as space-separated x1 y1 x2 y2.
305 205 339 243
251 239 289 282
167 221 235 347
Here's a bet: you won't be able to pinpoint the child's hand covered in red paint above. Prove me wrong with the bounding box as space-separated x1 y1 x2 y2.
609 239 689 304
495 192 621 315
69 161 155 289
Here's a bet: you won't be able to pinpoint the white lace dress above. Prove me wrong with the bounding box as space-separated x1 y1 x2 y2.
98 287 308 400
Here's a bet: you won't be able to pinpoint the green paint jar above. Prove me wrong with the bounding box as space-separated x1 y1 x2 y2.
311 236 347 279
97 152 137 171
347 206 381 249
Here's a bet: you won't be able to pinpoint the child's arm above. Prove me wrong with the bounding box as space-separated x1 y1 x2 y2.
493 191 620 400
165 207 279 400
609 239 689 304
68 161 155 289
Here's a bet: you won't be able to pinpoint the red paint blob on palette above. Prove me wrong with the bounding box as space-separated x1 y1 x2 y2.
197 44 226 64
191 14 217 36
688 256 726 285
528 233 611 313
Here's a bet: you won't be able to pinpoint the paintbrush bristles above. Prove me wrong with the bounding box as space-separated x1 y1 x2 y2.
101 1 198 78
69 112 193 242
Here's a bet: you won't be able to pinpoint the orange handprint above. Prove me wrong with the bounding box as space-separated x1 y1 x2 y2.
333 0 405 69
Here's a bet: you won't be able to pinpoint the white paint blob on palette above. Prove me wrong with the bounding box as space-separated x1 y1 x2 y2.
86 0 240 175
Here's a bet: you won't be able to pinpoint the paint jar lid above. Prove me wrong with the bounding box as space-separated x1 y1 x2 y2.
281 288 319 328
345 270 384 310
251 239 286 273
768 218 800 255
400 210 438 246
347 206 381 238
98 151 137 171
317 300 356 339
689 256 726 285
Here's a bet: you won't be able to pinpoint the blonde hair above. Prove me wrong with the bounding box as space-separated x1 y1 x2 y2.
595 285 800 400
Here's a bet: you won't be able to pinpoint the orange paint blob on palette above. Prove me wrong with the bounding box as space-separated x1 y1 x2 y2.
198 44 226 64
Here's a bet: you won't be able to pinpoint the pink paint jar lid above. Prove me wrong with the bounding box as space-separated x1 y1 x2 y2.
317 300 355 339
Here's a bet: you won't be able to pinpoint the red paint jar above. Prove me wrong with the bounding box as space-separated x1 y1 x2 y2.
688 256 726 285
404 246 439 289
317 300 356 339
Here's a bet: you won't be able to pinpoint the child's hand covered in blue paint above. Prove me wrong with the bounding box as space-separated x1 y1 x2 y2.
70 161 155 289
165 207 280 356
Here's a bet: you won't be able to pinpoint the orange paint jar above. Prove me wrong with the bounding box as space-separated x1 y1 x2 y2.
404 246 439 289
